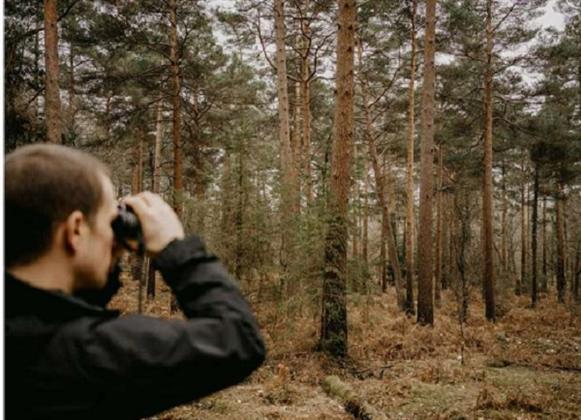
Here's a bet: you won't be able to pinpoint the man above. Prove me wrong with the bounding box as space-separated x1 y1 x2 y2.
5 144 266 419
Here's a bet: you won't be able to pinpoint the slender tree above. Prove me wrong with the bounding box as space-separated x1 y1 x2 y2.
481 0 495 321
320 0 356 357
434 145 444 305
417 0 437 326
44 0 62 144
274 0 299 291
404 0 418 316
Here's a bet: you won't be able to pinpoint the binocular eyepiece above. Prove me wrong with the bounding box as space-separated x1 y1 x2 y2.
111 203 143 251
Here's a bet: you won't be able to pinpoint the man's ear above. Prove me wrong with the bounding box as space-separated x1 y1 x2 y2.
63 210 87 254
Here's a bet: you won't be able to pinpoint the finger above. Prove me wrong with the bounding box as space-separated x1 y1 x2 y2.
139 191 165 207
123 195 151 219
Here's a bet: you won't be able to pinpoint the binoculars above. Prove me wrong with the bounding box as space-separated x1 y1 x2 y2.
111 203 143 251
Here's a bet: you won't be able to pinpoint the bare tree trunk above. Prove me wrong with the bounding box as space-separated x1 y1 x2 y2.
556 182 566 303
573 239 581 302
300 0 313 206
292 78 302 211
519 172 527 296
501 161 508 276
170 0 182 217
531 163 540 307
169 0 182 313
275 0 298 292
441 190 450 290
34 11 40 118
434 145 444 306
417 0 437 326
130 132 145 293
320 0 356 358
481 0 496 321
405 0 417 316
380 206 387 291
352 143 359 260
362 159 369 264
541 196 548 293
44 0 62 144
67 39 76 136
235 150 245 282
147 95 164 300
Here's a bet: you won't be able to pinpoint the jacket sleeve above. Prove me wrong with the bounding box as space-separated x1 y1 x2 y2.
58 236 266 419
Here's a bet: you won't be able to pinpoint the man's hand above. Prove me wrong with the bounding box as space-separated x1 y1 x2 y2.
123 192 185 257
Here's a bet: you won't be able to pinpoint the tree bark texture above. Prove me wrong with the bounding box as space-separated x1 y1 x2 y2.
434 145 444 306
501 162 508 276
275 0 299 286
556 183 566 303
405 0 417 316
320 0 356 358
541 196 548 293
519 174 527 296
300 0 313 206
362 159 369 264
67 39 76 135
147 94 164 299
531 163 539 306
44 0 62 144
169 0 182 313
170 0 183 219
482 0 496 321
417 0 437 326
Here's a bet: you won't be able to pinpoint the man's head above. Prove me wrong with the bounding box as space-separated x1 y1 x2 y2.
6 144 118 291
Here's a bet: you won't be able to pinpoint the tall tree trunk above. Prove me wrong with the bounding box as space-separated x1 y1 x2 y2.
405 0 417 316
541 196 548 293
320 0 356 358
434 145 444 306
362 159 369 264
67 40 76 136
170 0 182 217
481 0 496 321
519 172 527 296
448 192 457 289
531 163 539 307
441 190 450 290
235 150 245 282
169 0 182 313
300 0 313 206
275 0 298 289
352 143 359 260
417 0 437 326
34 11 40 118
556 182 566 303
131 132 145 285
379 211 386 287
501 161 508 276
292 78 302 211
147 95 164 300
573 239 581 302
44 0 62 144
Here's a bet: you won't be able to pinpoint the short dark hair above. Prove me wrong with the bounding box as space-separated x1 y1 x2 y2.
5 144 111 268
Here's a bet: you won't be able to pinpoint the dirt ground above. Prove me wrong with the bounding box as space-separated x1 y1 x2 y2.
111 276 581 419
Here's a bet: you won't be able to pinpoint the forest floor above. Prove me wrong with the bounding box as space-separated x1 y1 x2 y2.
111 276 581 420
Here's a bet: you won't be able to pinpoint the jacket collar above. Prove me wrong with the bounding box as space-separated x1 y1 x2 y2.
5 272 119 320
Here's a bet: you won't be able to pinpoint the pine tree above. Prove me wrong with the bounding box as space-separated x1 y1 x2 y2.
320 0 356 358
417 0 437 326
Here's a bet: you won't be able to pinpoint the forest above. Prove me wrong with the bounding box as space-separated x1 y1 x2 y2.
4 0 581 418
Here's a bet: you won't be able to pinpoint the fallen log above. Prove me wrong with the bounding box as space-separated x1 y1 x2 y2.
322 375 386 420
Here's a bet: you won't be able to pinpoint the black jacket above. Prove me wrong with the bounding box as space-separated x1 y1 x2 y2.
5 236 266 420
